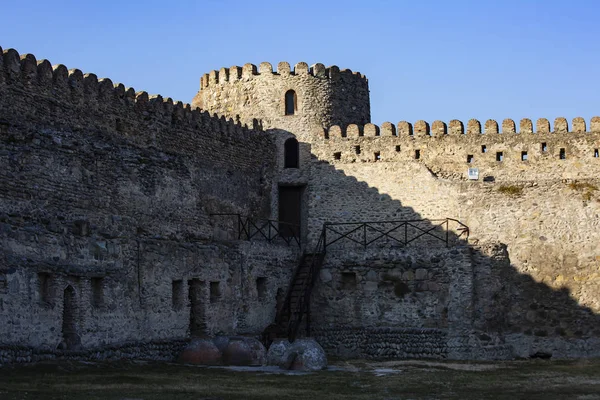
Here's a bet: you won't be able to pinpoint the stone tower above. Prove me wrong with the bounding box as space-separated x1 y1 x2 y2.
191 62 371 141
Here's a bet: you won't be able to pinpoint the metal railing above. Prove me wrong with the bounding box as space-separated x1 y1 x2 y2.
286 227 326 342
210 213 301 247
323 218 469 250
262 217 469 346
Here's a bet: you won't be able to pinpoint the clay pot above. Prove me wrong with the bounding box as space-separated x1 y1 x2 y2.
178 338 222 365
222 337 266 366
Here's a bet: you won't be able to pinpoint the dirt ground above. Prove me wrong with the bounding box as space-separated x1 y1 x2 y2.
0 358 599 400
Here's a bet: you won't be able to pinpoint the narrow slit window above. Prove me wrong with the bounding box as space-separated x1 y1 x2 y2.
38 273 52 305
521 151 528 161
467 155 474 163
481 145 487 153
355 145 361 155
341 272 357 290
256 277 267 300
496 152 504 162
333 152 341 160
541 142 548 152
172 280 183 310
594 149 599 158
559 148 566 160
374 151 381 161
284 138 299 168
284 90 297 116
415 149 421 160
395 145 401 152
210 281 221 303
91 277 104 308
0 274 6 294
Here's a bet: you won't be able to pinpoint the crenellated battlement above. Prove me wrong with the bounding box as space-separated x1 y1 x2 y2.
316 117 600 139
312 118 600 182
0 47 263 136
199 61 367 90
3 43 600 364
194 59 371 135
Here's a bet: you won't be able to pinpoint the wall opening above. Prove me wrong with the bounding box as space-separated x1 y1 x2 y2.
278 185 303 238
210 281 221 303
62 285 80 350
91 277 104 308
559 148 566 160
395 145 401 152
285 90 297 115
355 145 361 155
374 151 381 161
38 272 53 306
496 152 504 162
415 149 421 160
467 155 474 163
481 145 487 153
541 142 548 152
256 277 267 300
341 272 357 290
172 280 184 310
0 273 6 294
333 152 341 160
595 149 599 158
521 151 528 161
284 138 299 168
276 288 285 314
188 279 206 337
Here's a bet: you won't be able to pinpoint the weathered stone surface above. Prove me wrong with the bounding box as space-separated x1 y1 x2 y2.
281 338 327 371
193 61 370 143
266 338 291 366
1 45 600 365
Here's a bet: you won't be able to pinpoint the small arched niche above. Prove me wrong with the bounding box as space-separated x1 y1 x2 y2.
284 89 297 116
284 138 299 168
61 285 80 350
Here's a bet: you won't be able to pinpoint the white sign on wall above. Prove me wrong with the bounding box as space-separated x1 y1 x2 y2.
468 168 479 180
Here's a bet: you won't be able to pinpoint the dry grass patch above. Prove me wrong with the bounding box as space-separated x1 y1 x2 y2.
0 359 599 400
568 181 598 201
498 185 523 197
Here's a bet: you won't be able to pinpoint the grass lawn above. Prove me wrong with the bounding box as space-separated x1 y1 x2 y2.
0 358 599 400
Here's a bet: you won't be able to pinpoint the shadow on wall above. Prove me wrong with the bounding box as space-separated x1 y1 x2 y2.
304 151 600 357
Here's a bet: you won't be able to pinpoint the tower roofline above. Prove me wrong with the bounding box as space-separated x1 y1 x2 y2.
199 61 367 90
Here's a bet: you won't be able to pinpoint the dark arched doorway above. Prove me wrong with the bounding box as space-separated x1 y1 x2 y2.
284 138 299 168
61 285 80 350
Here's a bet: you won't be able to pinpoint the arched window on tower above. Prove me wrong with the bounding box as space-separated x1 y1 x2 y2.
284 138 299 168
285 90 297 115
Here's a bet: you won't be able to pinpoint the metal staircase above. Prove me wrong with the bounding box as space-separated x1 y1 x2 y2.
256 218 470 346
262 228 326 346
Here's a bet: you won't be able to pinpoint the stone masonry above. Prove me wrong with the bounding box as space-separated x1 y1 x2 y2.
1 45 599 363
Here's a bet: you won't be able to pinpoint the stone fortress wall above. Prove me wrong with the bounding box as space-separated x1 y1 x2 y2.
313 117 600 181
192 61 370 141
0 46 300 362
1 42 599 363
306 117 600 358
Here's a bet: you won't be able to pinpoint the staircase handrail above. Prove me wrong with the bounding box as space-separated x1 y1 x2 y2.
323 218 469 250
286 226 326 341
210 213 301 247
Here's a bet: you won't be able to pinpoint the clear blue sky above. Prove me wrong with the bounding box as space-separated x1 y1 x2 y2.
1 0 599 127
